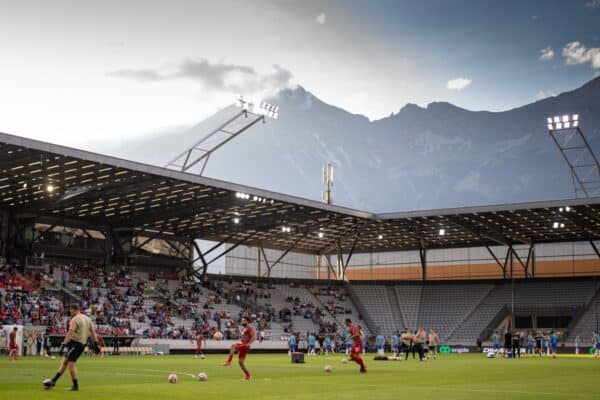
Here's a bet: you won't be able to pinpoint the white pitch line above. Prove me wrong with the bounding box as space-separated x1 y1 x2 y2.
401 385 557 396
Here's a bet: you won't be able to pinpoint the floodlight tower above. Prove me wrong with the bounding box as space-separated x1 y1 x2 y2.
547 114 600 198
165 96 279 175
322 163 334 205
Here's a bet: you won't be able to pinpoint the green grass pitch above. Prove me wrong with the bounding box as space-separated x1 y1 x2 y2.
0 353 598 400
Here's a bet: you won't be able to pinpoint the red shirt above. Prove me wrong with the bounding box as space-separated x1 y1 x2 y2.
196 335 203 349
350 324 363 345
241 326 255 345
9 331 16 346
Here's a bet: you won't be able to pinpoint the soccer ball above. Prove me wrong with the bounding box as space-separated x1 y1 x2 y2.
42 379 53 389
341 358 348 364
50 356 56 360
198 372 208 381
324 365 333 372
200 354 205 359
193 355 198 359
168 374 178 383
487 351 496 358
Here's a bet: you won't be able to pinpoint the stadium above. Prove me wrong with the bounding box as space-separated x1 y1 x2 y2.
1 125 600 398
2 2 600 400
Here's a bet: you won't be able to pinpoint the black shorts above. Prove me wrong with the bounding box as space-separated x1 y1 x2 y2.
536 340 542 348
65 341 85 362
428 346 435 351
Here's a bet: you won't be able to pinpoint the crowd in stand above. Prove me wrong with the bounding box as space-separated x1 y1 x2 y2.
1 263 360 344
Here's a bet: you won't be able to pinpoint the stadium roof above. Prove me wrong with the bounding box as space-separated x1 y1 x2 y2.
2 131 600 256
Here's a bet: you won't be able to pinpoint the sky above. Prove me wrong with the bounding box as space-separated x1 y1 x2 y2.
0 0 600 148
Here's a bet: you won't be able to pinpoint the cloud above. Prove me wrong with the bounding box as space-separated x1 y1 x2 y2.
109 69 164 82
586 0 600 8
562 41 600 69
316 12 326 24
446 77 472 91
109 59 294 93
539 46 555 61
535 90 556 100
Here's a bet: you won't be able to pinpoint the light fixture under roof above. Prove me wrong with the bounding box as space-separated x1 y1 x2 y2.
233 217 240 224
378 234 383 240
552 222 559 229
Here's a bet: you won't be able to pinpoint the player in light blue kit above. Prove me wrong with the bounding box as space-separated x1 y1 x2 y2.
288 334 296 354
593 330 600 358
307 333 316 356
550 331 559 359
376 333 385 356
527 332 534 354
324 336 333 356
492 331 500 353
392 332 399 356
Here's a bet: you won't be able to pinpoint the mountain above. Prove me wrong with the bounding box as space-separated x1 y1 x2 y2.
96 77 600 212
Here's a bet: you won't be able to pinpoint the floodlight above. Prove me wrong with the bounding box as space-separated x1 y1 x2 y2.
46 184 54 193
556 122 563 129
318 232 324 238
564 122 571 128
552 222 559 229
572 114 579 121
547 117 553 124
560 223 565 228
565 206 571 212
559 207 563 212
439 228 446 236
233 217 240 224
573 120 579 127
378 234 383 240
553 116 560 123
562 115 569 123
547 124 553 130
22 182 27 189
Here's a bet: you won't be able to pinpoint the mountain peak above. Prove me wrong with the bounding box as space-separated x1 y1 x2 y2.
426 101 467 112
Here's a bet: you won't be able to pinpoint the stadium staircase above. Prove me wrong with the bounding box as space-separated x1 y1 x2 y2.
445 284 495 343
144 287 184 309
386 286 405 333
345 283 377 334
568 284 600 343
41 282 81 303
478 304 510 342
394 285 422 331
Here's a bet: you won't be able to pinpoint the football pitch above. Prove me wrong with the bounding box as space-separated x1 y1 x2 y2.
0 353 598 400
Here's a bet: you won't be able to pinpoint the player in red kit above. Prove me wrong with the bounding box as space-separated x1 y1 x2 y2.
8 327 19 361
222 317 255 380
345 318 367 373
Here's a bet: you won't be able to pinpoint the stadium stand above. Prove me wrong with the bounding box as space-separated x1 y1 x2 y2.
2 260 599 350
